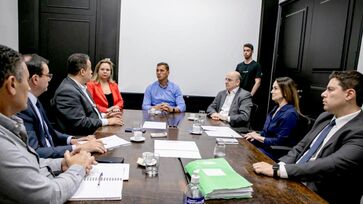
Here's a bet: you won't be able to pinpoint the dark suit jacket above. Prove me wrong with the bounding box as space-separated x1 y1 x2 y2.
206 88 252 127
17 99 72 158
279 111 363 204
51 77 102 135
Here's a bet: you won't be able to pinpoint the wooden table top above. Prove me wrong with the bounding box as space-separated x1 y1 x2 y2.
71 109 328 204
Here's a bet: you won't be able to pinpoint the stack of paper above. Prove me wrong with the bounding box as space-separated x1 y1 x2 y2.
69 163 129 201
185 158 253 200
142 121 167 129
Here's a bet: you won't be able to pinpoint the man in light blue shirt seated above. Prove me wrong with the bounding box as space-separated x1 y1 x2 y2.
142 62 186 113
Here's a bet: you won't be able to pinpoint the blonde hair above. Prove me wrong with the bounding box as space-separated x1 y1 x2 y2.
91 58 115 83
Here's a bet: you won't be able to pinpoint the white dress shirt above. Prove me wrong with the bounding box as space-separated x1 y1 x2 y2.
219 87 239 122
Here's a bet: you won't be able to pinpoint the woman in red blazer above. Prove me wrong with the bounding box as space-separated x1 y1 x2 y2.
87 58 124 113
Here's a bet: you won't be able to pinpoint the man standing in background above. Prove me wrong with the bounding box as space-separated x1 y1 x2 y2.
235 43 262 96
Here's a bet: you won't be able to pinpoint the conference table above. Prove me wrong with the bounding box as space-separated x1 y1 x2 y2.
80 109 327 204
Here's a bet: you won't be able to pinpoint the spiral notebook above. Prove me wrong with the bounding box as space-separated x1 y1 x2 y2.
69 163 129 201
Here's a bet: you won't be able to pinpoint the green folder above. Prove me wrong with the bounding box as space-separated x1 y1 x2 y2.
184 158 253 200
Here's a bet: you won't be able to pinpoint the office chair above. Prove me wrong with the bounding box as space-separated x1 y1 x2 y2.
247 103 259 130
234 103 258 134
270 114 315 158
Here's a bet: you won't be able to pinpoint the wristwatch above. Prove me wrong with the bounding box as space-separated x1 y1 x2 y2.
272 164 279 179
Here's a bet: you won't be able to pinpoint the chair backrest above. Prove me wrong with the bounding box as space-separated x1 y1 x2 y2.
247 103 259 130
290 114 315 145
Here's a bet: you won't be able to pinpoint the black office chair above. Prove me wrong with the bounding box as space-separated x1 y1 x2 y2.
270 114 315 158
247 103 259 130
234 103 258 134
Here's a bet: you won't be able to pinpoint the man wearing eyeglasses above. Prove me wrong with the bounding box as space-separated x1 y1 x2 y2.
17 54 107 158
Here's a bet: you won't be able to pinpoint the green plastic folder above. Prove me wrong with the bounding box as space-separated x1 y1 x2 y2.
184 158 253 200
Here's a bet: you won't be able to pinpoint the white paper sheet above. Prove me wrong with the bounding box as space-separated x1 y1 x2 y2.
154 140 201 159
79 135 131 150
142 121 167 130
201 126 242 138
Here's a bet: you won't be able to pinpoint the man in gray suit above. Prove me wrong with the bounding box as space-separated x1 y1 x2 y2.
207 71 252 128
52 53 123 135
253 71 363 203
0 45 95 203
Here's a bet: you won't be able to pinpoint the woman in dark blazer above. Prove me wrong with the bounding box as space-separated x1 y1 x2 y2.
87 58 124 113
245 77 300 160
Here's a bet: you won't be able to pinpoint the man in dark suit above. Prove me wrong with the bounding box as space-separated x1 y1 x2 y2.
52 53 123 135
253 71 363 203
17 54 106 158
207 71 252 128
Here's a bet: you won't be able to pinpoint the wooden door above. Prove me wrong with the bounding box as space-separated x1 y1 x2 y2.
274 0 363 117
19 0 121 117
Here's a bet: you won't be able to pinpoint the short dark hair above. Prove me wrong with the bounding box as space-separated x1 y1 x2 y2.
329 71 363 106
67 53 90 75
243 43 254 51
0 45 24 88
25 54 49 78
157 62 169 71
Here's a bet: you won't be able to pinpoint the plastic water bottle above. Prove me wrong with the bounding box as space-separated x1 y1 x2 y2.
183 170 205 204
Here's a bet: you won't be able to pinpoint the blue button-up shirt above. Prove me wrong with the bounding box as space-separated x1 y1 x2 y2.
142 81 186 112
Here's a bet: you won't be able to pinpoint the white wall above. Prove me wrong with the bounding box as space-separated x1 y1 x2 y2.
357 32 363 74
0 0 18 50
118 0 262 96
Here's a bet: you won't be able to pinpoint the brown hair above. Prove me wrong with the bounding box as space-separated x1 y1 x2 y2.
91 58 115 83
275 77 300 113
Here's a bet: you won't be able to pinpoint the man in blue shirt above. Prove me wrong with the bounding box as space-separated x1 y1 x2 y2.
142 62 186 112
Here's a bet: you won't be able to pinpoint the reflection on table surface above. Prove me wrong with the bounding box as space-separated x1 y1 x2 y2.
71 109 327 204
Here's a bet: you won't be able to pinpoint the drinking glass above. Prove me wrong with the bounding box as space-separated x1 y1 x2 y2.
143 152 160 177
198 110 206 125
213 141 226 158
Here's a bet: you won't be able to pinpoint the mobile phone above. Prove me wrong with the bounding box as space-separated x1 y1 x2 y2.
96 156 124 163
125 128 146 133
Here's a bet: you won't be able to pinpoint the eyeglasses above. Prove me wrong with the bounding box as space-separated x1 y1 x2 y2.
43 73 53 80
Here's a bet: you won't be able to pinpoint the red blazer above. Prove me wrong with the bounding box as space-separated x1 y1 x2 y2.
87 81 124 113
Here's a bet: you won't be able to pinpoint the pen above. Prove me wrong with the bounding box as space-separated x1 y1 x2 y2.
98 172 103 186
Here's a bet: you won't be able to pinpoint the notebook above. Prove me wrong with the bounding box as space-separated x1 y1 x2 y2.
69 163 129 201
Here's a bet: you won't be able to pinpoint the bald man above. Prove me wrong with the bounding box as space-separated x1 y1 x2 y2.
207 71 252 128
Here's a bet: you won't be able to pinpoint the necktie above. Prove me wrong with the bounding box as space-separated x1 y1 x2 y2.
297 119 336 164
36 100 54 147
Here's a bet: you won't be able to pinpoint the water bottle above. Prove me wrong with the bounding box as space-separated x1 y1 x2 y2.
183 170 205 204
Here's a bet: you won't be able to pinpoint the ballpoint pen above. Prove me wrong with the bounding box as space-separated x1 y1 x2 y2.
98 172 103 186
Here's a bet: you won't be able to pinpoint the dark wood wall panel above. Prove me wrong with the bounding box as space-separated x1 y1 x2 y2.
95 0 121 81
18 0 40 54
309 0 349 71
27 0 120 117
273 0 362 118
39 14 96 111
40 0 95 15
281 9 306 71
